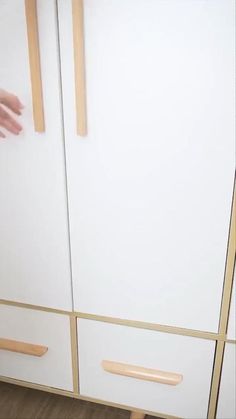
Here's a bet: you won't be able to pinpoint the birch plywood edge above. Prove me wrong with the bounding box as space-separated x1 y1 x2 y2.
0 338 48 357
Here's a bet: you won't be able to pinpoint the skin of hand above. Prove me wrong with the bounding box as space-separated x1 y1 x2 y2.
0 89 24 138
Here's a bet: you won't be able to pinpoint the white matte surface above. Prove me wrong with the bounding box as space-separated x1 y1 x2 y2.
0 0 72 310
78 319 215 418
58 0 235 331
217 343 236 419
0 305 73 391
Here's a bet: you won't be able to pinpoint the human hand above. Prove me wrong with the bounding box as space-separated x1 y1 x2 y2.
0 89 24 138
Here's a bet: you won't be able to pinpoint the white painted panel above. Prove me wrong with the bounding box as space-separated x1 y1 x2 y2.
227 272 236 340
0 305 73 391
58 0 235 331
217 343 236 419
78 319 215 418
0 0 72 310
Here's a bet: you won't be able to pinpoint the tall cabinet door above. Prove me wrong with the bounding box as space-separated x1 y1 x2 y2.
58 0 235 331
0 0 72 310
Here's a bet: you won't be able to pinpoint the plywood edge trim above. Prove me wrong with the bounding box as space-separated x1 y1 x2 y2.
207 341 225 419
218 183 236 335
0 300 72 316
0 300 224 341
76 312 221 341
226 339 236 344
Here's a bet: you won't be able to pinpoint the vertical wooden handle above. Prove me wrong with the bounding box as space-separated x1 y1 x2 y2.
25 0 45 132
72 0 87 136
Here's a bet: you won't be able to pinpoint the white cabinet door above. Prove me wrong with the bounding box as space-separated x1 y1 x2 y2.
0 1 72 310
58 0 235 331
217 343 236 419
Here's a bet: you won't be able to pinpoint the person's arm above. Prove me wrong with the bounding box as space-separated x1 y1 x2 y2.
0 89 23 138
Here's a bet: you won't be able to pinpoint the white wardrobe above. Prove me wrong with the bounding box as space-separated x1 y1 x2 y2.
0 1 235 418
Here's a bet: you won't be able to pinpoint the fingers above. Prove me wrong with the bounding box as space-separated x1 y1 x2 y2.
0 90 24 137
0 130 6 139
0 105 23 135
0 89 24 115
1 118 22 135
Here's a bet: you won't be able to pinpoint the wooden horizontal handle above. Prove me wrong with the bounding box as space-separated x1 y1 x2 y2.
0 338 48 357
72 0 87 136
102 360 183 386
25 0 45 132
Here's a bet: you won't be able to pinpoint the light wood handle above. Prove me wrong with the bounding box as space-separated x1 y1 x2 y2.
130 413 146 419
102 360 183 386
72 0 87 136
25 0 45 132
0 338 48 357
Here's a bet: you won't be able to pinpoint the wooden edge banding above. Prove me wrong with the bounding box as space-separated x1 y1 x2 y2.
70 316 79 394
77 312 220 341
226 339 236 344
219 182 236 336
0 299 73 316
102 360 183 386
72 0 87 136
0 338 48 357
130 412 146 419
0 300 223 342
25 0 45 132
207 341 225 419
208 182 236 418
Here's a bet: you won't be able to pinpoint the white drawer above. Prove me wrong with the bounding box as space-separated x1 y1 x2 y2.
0 305 73 391
78 319 215 418
217 343 236 419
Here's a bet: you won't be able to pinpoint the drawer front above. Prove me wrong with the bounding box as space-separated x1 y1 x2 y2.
227 273 235 340
0 305 73 391
217 343 236 419
78 319 215 418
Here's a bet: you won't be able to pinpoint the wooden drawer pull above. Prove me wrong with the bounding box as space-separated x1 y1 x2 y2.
72 0 87 136
102 360 183 386
0 338 48 357
25 0 45 132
